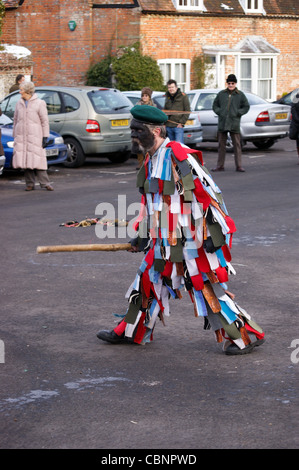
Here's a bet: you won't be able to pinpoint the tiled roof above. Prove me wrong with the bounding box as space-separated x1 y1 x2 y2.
138 0 299 16
91 0 138 6
138 0 176 11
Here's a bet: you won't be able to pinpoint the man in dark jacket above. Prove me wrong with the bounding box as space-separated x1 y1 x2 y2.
212 74 249 172
164 79 190 143
289 92 299 163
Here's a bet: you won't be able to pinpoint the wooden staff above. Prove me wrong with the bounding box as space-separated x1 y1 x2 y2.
36 243 132 254
162 110 193 114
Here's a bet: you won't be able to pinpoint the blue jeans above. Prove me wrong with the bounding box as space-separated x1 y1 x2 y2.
166 126 184 144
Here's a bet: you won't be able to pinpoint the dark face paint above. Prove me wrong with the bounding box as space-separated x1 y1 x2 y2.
130 118 155 154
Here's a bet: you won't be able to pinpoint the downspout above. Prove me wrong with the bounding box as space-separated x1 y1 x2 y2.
88 0 93 65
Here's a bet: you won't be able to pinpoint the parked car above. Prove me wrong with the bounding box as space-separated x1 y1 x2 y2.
0 115 69 173
273 88 299 106
0 86 133 167
187 89 291 149
122 91 203 147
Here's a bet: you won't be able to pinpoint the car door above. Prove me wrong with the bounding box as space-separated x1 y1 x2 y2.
35 90 65 133
188 92 219 141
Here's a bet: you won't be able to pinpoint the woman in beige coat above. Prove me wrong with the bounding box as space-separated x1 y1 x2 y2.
12 81 53 191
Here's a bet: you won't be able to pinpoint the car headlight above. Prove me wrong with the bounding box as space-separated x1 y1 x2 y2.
7 141 14 148
54 136 64 144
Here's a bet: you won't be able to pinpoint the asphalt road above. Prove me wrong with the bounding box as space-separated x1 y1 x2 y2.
0 138 298 451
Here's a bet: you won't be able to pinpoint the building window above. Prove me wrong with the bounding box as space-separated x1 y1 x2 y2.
239 56 276 101
158 59 191 92
240 0 265 14
172 0 205 11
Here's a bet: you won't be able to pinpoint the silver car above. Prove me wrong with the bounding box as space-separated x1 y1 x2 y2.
0 86 133 167
187 89 291 149
123 91 203 147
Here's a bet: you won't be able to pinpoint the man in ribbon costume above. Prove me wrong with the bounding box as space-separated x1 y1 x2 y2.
96 105 265 355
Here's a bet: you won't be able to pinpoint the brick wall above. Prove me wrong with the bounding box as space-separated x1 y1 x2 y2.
1 2 298 97
1 1 140 87
140 15 299 97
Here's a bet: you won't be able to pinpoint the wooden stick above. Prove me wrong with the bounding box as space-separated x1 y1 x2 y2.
36 243 132 254
162 110 193 114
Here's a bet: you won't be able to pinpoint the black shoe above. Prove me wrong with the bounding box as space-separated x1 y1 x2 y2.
252 338 265 348
96 329 128 344
224 343 254 355
97 329 123 343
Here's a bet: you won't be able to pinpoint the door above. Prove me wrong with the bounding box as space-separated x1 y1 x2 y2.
35 90 65 133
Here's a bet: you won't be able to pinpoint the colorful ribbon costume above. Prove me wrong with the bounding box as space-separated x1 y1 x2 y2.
111 138 264 351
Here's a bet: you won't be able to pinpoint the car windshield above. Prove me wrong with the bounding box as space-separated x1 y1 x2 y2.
88 89 131 114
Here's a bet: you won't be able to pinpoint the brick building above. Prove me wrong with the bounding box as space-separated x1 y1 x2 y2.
1 0 298 100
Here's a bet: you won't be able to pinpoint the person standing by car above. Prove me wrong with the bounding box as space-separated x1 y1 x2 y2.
136 87 156 107
135 87 156 168
289 92 299 164
9 74 25 93
12 81 54 191
212 74 249 172
164 79 190 143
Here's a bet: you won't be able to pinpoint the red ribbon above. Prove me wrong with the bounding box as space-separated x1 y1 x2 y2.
166 141 204 165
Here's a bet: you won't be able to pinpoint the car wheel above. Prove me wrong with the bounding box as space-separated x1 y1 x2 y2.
63 137 86 168
108 151 131 164
253 139 275 150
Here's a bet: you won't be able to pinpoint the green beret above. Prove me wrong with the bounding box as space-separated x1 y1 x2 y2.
130 105 168 124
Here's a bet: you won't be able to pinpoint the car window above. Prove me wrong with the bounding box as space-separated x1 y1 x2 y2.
61 92 80 113
193 93 217 111
87 89 131 114
245 93 267 106
153 95 165 109
126 96 139 106
35 90 62 114
0 93 20 118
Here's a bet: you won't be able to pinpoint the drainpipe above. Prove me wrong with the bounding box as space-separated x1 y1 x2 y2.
88 0 93 65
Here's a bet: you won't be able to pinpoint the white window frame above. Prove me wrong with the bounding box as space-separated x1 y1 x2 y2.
158 58 191 92
239 0 265 14
172 0 205 11
236 54 277 101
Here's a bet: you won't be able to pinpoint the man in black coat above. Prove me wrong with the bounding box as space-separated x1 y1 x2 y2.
212 74 249 172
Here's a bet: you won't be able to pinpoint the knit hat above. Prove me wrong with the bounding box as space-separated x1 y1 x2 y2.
130 105 168 124
141 87 153 97
226 74 237 83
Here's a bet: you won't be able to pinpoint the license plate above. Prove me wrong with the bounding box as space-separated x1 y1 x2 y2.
111 119 129 127
46 148 59 157
275 113 287 120
186 119 195 126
